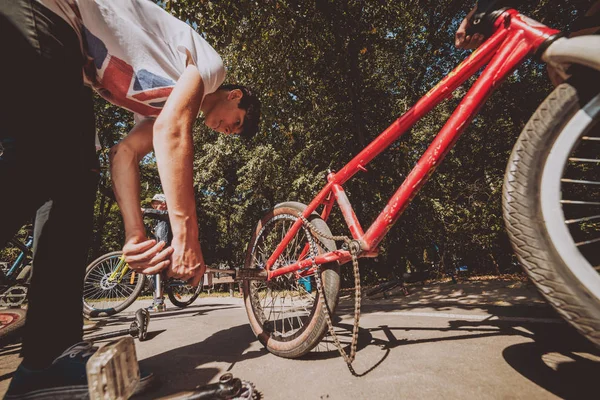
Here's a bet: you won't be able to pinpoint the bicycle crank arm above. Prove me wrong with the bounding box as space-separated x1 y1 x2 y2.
234 268 268 281
87 308 149 342
205 267 236 275
86 329 133 342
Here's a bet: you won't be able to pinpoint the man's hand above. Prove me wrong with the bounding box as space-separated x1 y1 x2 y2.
167 237 205 286
122 235 173 275
455 6 486 50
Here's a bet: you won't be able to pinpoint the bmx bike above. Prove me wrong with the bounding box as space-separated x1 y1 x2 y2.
239 4 600 362
82 211 202 317
82 251 203 317
0 232 33 308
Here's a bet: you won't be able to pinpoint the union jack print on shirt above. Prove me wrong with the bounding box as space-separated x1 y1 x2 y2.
83 27 175 117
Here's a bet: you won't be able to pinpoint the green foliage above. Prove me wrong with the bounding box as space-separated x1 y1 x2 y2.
88 0 592 284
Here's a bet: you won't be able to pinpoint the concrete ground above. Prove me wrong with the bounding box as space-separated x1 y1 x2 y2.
1 279 599 399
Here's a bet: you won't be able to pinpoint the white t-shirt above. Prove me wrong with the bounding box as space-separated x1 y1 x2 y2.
38 0 226 118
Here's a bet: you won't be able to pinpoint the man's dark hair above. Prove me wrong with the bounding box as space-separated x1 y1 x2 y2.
218 83 261 140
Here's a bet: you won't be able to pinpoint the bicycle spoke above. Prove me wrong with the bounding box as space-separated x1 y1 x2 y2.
565 214 600 224
576 237 600 247
283 221 292 262
289 289 303 330
561 200 600 206
561 178 600 185
569 157 600 163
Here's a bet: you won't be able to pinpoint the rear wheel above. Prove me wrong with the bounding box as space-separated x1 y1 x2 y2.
83 251 145 317
166 279 202 308
243 202 340 359
504 83 600 347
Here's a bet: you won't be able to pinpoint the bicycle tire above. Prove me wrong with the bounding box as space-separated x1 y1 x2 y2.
166 279 202 308
243 202 340 359
503 83 600 347
83 251 145 318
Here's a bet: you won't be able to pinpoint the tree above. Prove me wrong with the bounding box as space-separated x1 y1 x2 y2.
88 0 591 284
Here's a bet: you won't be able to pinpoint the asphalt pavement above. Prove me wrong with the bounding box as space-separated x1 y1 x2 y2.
1 279 599 399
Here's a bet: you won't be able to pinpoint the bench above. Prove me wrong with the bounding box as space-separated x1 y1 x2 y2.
203 270 237 296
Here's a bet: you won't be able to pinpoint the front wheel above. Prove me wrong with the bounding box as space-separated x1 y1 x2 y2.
166 279 202 308
243 202 340 359
83 251 145 317
504 83 600 347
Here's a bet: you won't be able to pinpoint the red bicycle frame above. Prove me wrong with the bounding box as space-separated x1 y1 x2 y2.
264 10 559 281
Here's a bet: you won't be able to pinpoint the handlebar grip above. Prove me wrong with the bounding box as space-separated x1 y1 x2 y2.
465 8 489 37
467 2 513 38
465 21 479 37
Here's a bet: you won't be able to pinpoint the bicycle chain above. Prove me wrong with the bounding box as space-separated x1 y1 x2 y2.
297 213 362 374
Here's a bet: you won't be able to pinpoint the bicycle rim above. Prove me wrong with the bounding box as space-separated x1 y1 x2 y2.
83 252 144 316
167 279 202 308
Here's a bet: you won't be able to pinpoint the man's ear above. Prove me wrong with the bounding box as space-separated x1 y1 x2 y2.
227 89 243 101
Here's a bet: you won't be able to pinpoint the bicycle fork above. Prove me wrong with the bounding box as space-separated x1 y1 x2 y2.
108 256 133 284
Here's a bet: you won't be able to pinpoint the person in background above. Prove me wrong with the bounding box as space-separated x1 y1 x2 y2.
142 194 171 312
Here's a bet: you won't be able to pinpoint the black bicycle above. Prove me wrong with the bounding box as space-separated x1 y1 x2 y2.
82 211 203 317
0 231 33 308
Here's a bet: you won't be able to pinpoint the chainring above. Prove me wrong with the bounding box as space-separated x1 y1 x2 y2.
0 285 29 307
234 381 260 400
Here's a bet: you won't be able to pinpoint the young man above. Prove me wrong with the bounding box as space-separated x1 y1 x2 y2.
0 0 260 398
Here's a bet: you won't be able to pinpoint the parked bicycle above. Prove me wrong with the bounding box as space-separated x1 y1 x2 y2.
82 252 202 317
0 232 33 308
238 4 600 364
82 211 202 317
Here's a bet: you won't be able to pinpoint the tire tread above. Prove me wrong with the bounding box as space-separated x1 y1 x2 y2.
503 84 600 346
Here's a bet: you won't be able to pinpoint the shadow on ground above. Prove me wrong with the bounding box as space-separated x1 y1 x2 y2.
87 303 240 327
353 279 547 310
321 281 600 398
133 323 266 399
2 280 599 399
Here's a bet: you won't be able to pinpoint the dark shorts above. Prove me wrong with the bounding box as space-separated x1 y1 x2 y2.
0 0 97 227
0 0 98 366
0 0 95 170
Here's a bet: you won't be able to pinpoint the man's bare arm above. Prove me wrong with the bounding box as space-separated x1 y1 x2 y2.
109 118 173 274
153 63 205 286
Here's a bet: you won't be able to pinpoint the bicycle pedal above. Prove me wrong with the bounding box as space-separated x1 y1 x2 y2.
152 304 167 312
235 268 268 281
87 337 140 400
